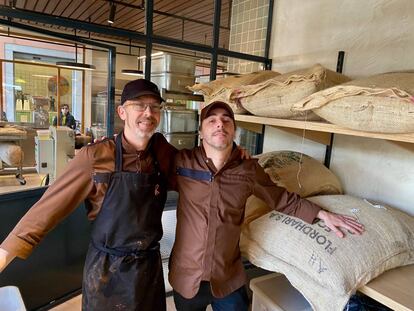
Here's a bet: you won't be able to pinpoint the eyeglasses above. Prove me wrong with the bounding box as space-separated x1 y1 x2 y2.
123 102 162 112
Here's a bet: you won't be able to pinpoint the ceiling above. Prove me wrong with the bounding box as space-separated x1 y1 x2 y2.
0 0 232 50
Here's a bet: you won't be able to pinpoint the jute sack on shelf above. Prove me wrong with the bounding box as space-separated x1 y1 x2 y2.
0 142 23 166
188 71 280 114
240 194 414 311
293 72 414 133
244 151 343 225
231 64 351 120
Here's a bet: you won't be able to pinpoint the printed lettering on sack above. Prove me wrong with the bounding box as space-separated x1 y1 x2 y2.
260 151 302 169
268 212 337 255
308 251 328 274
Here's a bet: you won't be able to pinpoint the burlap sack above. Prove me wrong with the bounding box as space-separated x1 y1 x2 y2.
240 195 414 311
244 151 343 225
257 150 343 197
0 142 24 166
231 64 351 120
188 71 280 114
244 195 271 225
293 72 414 133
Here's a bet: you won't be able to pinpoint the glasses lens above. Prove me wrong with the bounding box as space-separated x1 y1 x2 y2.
126 102 161 112
134 104 147 111
150 105 161 112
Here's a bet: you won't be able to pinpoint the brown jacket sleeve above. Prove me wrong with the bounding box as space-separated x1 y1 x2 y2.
0 147 95 259
252 161 321 224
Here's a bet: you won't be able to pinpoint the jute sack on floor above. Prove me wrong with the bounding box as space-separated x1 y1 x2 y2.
293 72 414 133
244 151 343 225
240 195 414 311
231 64 351 120
188 71 280 114
0 142 23 166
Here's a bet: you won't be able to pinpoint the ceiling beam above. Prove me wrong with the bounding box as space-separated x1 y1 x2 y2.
0 5 269 64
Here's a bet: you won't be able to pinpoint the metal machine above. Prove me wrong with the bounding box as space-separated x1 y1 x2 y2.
35 126 75 183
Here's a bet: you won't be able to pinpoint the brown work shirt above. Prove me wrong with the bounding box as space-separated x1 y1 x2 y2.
1 132 176 259
168 144 321 299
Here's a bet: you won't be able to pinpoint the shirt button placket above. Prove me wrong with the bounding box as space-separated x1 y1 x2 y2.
205 174 218 279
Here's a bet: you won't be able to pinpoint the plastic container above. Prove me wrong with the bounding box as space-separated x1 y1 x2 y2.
249 273 312 311
0 286 26 311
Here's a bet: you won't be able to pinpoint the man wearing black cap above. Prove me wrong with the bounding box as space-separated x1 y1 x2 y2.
0 79 177 311
168 101 364 311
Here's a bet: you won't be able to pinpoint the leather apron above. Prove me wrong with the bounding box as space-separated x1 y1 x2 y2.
82 133 167 311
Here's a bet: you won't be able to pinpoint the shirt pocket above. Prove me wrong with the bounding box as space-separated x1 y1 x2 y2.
218 173 252 223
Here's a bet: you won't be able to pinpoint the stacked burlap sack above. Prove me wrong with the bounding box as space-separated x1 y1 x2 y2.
244 150 343 224
241 194 414 311
293 71 414 133
0 142 24 167
0 127 25 167
230 64 351 120
188 71 280 114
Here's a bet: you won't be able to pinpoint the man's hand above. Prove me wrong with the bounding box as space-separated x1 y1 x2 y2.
316 210 365 238
238 146 251 160
0 248 15 273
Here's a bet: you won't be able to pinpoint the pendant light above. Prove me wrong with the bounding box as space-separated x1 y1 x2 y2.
121 44 144 77
108 2 116 24
56 43 96 71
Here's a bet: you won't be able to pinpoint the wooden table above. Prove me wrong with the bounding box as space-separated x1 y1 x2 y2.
358 264 414 311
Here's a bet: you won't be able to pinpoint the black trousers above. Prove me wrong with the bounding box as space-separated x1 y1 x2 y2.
173 281 249 311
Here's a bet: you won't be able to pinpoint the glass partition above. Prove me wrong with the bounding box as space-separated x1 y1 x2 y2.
0 32 110 194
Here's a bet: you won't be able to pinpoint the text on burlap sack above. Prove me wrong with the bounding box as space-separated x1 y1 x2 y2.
268 212 338 255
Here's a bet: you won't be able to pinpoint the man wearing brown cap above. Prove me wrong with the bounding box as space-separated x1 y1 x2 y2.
0 79 177 310
168 101 364 311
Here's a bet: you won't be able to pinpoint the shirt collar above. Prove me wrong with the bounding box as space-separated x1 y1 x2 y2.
199 142 241 171
121 132 154 156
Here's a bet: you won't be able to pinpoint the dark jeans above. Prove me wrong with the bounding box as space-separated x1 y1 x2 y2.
173 281 249 311
344 293 392 311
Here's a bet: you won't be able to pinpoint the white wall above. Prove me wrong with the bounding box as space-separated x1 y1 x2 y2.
270 0 414 77
265 0 414 214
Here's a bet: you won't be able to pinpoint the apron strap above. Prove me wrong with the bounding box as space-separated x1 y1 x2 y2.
115 132 123 172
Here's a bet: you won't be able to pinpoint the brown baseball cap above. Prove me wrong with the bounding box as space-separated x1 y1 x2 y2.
121 79 165 105
200 101 236 128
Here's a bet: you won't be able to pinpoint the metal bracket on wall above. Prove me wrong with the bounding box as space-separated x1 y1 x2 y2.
255 125 265 155
324 50 345 168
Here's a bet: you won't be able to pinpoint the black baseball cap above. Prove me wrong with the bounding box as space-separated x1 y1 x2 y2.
200 101 236 128
121 79 165 105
